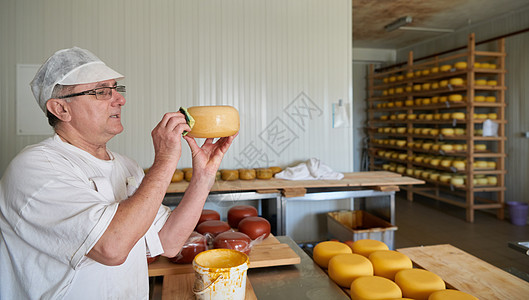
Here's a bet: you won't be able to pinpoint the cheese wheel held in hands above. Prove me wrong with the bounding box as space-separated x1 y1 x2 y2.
186 106 240 138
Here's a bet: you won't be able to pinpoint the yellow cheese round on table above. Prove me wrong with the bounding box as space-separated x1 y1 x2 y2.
328 254 374 288
350 276 402 300
449 78 464 85
428 289 478 300
220 169 239 181
351 239 389 258
395 269 446 300
369 250 413 280
313 241 352 268
186 106 240 138
256 168 273 179
454 61 467 70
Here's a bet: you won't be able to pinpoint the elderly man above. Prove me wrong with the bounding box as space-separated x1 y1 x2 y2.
0 47 237 299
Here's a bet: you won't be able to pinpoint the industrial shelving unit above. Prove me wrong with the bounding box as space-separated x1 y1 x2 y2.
366 33 506 222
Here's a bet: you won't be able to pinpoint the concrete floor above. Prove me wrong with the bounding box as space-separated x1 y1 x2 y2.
393 194 529 277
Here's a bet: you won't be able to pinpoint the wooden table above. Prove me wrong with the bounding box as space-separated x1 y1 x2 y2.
164 172 424 236
398 244 529 300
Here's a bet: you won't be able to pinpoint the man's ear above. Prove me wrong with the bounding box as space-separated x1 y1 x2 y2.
46 99 72 122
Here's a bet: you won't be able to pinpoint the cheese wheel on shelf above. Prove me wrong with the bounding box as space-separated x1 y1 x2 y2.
449 78 464 85
256 168 273 179
406 72 414 78
351 239 389 258
488 113 498 119
452 161 466 170
439 80 448 87
454 61 467 70
487 176 498 185
474 95 485 102
395 269 446 300
171 170 184 182
397 75 404 81
328 254 374 288
451 112 465 120
440 64 452 72
421 69 430 76
430 66 439 73
313 241 352 268
440 128 454 136
350 276 402 300
487 80 498 86
485 96 497 102
448 94 463 102
428 289 479 300
369 250 413 280
186 106 240 138
475 144 487 151
221 169 239 181
475 79 487 85
184 169 193 182
238 168 256 180
480 62 490 69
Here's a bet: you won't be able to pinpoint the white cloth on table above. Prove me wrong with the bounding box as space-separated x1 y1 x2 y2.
274 158 344 180
0 134 170 299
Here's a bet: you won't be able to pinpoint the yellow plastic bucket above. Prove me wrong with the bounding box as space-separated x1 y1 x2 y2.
192 249 249 300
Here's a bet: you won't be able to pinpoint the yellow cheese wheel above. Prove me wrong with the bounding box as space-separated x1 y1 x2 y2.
480 62 490 69
221 169 239 181
186 106 240 138
431 82 439 90
474 62 481 68
428 289 478 300
430 66 439 74
421 69 430 76
440 159 453 168
382 90 388 96
430 159 440 166
487 80 498 86
395 269 446 300
475 79 487 85
389 76 396 82
487 176 498 185
350 276 402 300
475 144 487 151
429 173 440 181
328 254 374 288
313 241 352 268
474 95 485 102
440 64 452 72
422 98 432 105
397 75 404 81
485 96 496 102
256 168 273 179
440 128 454 136
238 168 256 180
383 77 389 83
396 140 407 147
448 94 463 102
440 144 453 152
406 72 414 78
439 175 452 183
474 161 488 169
488 63 497 69
449 78 464 85
184 169 193 182
422 83 431 90
415 70 422 77
413 84 422 91
171 170 184 182
407 114 417 120
351 239 389 258
454 61 467 70
439 80 448 87
488 113 498 119
451 112 465 120
369 250 413 280
476 178 488 186
487 161 496 168
454 128 465 135
452 161 466 170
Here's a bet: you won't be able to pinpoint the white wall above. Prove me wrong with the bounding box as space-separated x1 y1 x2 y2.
0 0 353 176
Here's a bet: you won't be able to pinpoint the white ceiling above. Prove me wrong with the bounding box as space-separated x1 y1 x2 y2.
353 0 529 49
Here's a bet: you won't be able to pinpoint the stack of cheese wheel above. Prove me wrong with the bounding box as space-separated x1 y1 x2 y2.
369 250 413 280
395 268 446 300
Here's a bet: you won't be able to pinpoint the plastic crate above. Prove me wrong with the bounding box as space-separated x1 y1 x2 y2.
327 210 398 249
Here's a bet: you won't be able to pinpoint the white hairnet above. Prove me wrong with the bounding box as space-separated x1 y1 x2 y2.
30 47 124 113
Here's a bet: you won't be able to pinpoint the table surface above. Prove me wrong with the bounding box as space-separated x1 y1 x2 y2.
166 171 424 194
248 236 349 300
398 244 529 300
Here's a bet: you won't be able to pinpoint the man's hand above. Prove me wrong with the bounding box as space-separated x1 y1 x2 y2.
183 133 238 184
151 112 191 166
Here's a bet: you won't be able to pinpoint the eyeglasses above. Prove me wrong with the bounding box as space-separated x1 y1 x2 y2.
57 85 126 101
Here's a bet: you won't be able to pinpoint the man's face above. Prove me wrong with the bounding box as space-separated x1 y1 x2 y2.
66 79 126 143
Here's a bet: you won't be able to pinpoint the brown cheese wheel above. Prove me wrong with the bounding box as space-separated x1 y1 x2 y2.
227 205 258 228
197 209 221 225
256 168 273 180
169 231 207 264
221 169 239 181
171 170 184 182
238 216 271 240
239 169 256 180
213 231 252 255
196 220 231 237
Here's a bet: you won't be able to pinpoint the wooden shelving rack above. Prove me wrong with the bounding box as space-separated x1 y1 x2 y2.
366 33 506 222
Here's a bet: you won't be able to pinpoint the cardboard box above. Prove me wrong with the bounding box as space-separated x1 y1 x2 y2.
327 210 398 249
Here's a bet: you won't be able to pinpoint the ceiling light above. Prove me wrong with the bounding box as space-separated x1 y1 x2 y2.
384 16 413 32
